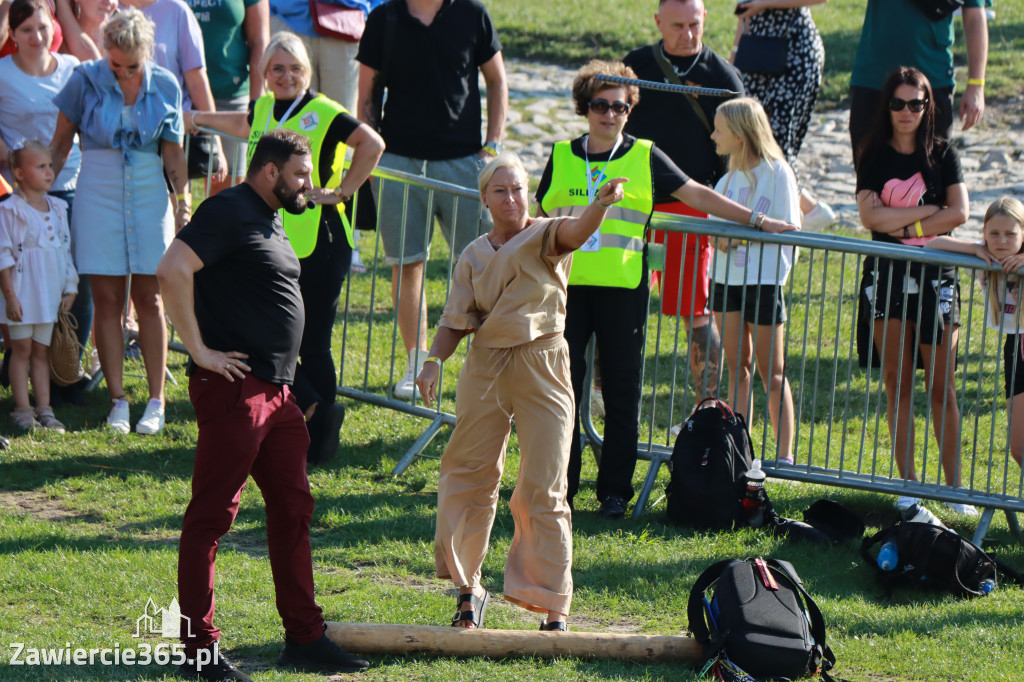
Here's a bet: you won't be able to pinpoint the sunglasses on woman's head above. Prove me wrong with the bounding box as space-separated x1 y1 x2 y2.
889 97 928 113
589 98 631 116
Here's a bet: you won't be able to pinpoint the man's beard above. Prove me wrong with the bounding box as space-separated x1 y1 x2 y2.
274 177 308 215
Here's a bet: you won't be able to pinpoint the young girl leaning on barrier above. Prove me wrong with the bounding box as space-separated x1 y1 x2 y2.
708 96 799 465
927 197 1024 469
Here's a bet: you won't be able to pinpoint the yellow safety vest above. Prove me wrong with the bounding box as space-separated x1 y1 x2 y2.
540 139 654 288
246 93 353 257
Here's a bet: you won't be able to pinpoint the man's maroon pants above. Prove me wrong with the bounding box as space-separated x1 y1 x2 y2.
178 369 324 652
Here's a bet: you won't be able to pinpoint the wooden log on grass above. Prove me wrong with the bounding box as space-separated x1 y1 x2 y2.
325 622 702 662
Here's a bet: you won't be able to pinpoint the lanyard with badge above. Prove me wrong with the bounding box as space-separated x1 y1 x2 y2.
581 134 622 252
262 96 303 134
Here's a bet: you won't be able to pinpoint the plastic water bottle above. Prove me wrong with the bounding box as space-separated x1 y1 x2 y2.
742 460 767 528
980 579 996 595
902 502 945 529
877 540 899 571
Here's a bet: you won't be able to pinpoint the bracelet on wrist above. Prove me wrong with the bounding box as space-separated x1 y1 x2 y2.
902 225 910 240
914 220 924 238
967 78 985 87
424 356 441 366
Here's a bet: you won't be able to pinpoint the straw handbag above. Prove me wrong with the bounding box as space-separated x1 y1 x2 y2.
50 306 84 387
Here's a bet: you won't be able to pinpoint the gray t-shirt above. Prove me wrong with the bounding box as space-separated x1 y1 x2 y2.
0 53 81 191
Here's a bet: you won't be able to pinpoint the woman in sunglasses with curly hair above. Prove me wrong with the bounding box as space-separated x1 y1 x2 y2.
855 66 974 515
536 59 797 518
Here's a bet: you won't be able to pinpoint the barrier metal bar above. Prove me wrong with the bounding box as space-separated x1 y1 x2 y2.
570 213 1022 543
337 165 482 474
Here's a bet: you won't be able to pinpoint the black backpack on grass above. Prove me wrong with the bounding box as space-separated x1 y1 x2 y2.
688 557 837 681
666 398 753 529
861 521 1023 598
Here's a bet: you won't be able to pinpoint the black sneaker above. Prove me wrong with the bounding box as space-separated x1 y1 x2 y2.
278 634 369 673
177 647 253 682
597 495 628 519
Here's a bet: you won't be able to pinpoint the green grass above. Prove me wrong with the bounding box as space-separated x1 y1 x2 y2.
1 224 1023 681
489 0 1024 107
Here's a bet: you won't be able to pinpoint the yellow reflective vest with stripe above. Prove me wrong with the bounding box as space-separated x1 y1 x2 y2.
246 93 354 258
540 139 654 288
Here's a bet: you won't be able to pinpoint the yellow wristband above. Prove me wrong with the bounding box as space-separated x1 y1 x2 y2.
425 356 441 366
967 78 985 87
914 220 924 238
176 193 188 203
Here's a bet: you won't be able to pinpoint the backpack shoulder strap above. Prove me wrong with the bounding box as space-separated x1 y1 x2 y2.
686 559 734 643
766 559 836 674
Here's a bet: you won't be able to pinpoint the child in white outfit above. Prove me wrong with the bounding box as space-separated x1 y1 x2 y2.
0 140 77 432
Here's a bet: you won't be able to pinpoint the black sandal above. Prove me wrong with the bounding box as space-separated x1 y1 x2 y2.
539 620 568 632
451 590 489 629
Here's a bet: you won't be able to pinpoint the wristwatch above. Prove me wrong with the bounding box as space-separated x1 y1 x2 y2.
482 141 504 157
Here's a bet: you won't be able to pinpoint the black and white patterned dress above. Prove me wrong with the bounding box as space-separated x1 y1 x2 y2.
739 8 824 172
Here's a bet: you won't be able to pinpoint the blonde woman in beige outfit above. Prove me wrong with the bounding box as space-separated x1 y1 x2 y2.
416 152 625 633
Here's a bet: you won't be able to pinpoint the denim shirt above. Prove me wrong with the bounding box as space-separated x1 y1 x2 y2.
53 59 183 154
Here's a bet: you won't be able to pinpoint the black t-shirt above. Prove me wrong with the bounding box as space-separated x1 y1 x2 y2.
356 0 501 159
622 43 744 188
176 183 304 384
856 141 964 244
535 134 691 208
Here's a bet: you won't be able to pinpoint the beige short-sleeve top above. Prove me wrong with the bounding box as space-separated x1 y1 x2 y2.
439 217 572 348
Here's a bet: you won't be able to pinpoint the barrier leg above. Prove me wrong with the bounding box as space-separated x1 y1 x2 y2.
1006 510 1022 539
392 415 446 475
972 507 995 546
631 454 667 518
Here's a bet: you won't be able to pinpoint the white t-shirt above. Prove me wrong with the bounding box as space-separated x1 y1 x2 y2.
984 278 1024 334
710 158 800 286
0 53 81 191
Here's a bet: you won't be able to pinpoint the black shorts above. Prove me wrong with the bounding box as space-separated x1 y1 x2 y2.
1003 334 1024 399
711 283 787 326
862 258 960 344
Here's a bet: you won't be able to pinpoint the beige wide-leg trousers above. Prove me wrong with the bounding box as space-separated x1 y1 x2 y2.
435 335 574 615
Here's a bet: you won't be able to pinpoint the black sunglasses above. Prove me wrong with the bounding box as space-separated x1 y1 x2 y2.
589 98 631 116
889 96 928 113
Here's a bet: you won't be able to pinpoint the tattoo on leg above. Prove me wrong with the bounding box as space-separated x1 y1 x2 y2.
691 323 722 399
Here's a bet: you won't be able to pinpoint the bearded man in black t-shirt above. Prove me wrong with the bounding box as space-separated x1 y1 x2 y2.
158 129 370 681
623 0 744 408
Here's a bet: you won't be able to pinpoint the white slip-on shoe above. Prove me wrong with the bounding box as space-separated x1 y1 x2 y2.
801 201 837 232
945 502 979 517
135 399 165 435
107 399 130 434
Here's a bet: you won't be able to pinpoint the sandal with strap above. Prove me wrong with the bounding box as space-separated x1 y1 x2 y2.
11 407 40 431
35 407 66 434
540 620 568 632
451 590 489 629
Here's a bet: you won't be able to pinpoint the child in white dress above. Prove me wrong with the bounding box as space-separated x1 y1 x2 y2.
0 140 77 432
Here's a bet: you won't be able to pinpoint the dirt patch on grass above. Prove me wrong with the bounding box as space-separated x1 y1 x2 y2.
0 488 102 524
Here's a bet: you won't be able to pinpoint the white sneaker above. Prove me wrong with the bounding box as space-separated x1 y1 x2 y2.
946 502 979 517
802 201 837 232
135 399 165 435
107 399 130 434
394 349 426 400
894 495 920 511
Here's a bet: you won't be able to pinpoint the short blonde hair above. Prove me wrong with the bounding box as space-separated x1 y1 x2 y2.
261 31 313 92
102 8 155 59
478 151 527 196
8 139 50 172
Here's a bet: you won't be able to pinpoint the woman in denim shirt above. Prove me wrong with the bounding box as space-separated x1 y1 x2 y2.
51 8 187 436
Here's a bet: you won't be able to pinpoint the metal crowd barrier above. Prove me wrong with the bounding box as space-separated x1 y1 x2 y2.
180 144 1021 546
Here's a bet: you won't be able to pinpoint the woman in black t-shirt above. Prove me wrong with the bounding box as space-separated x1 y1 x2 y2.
855 66 973 513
